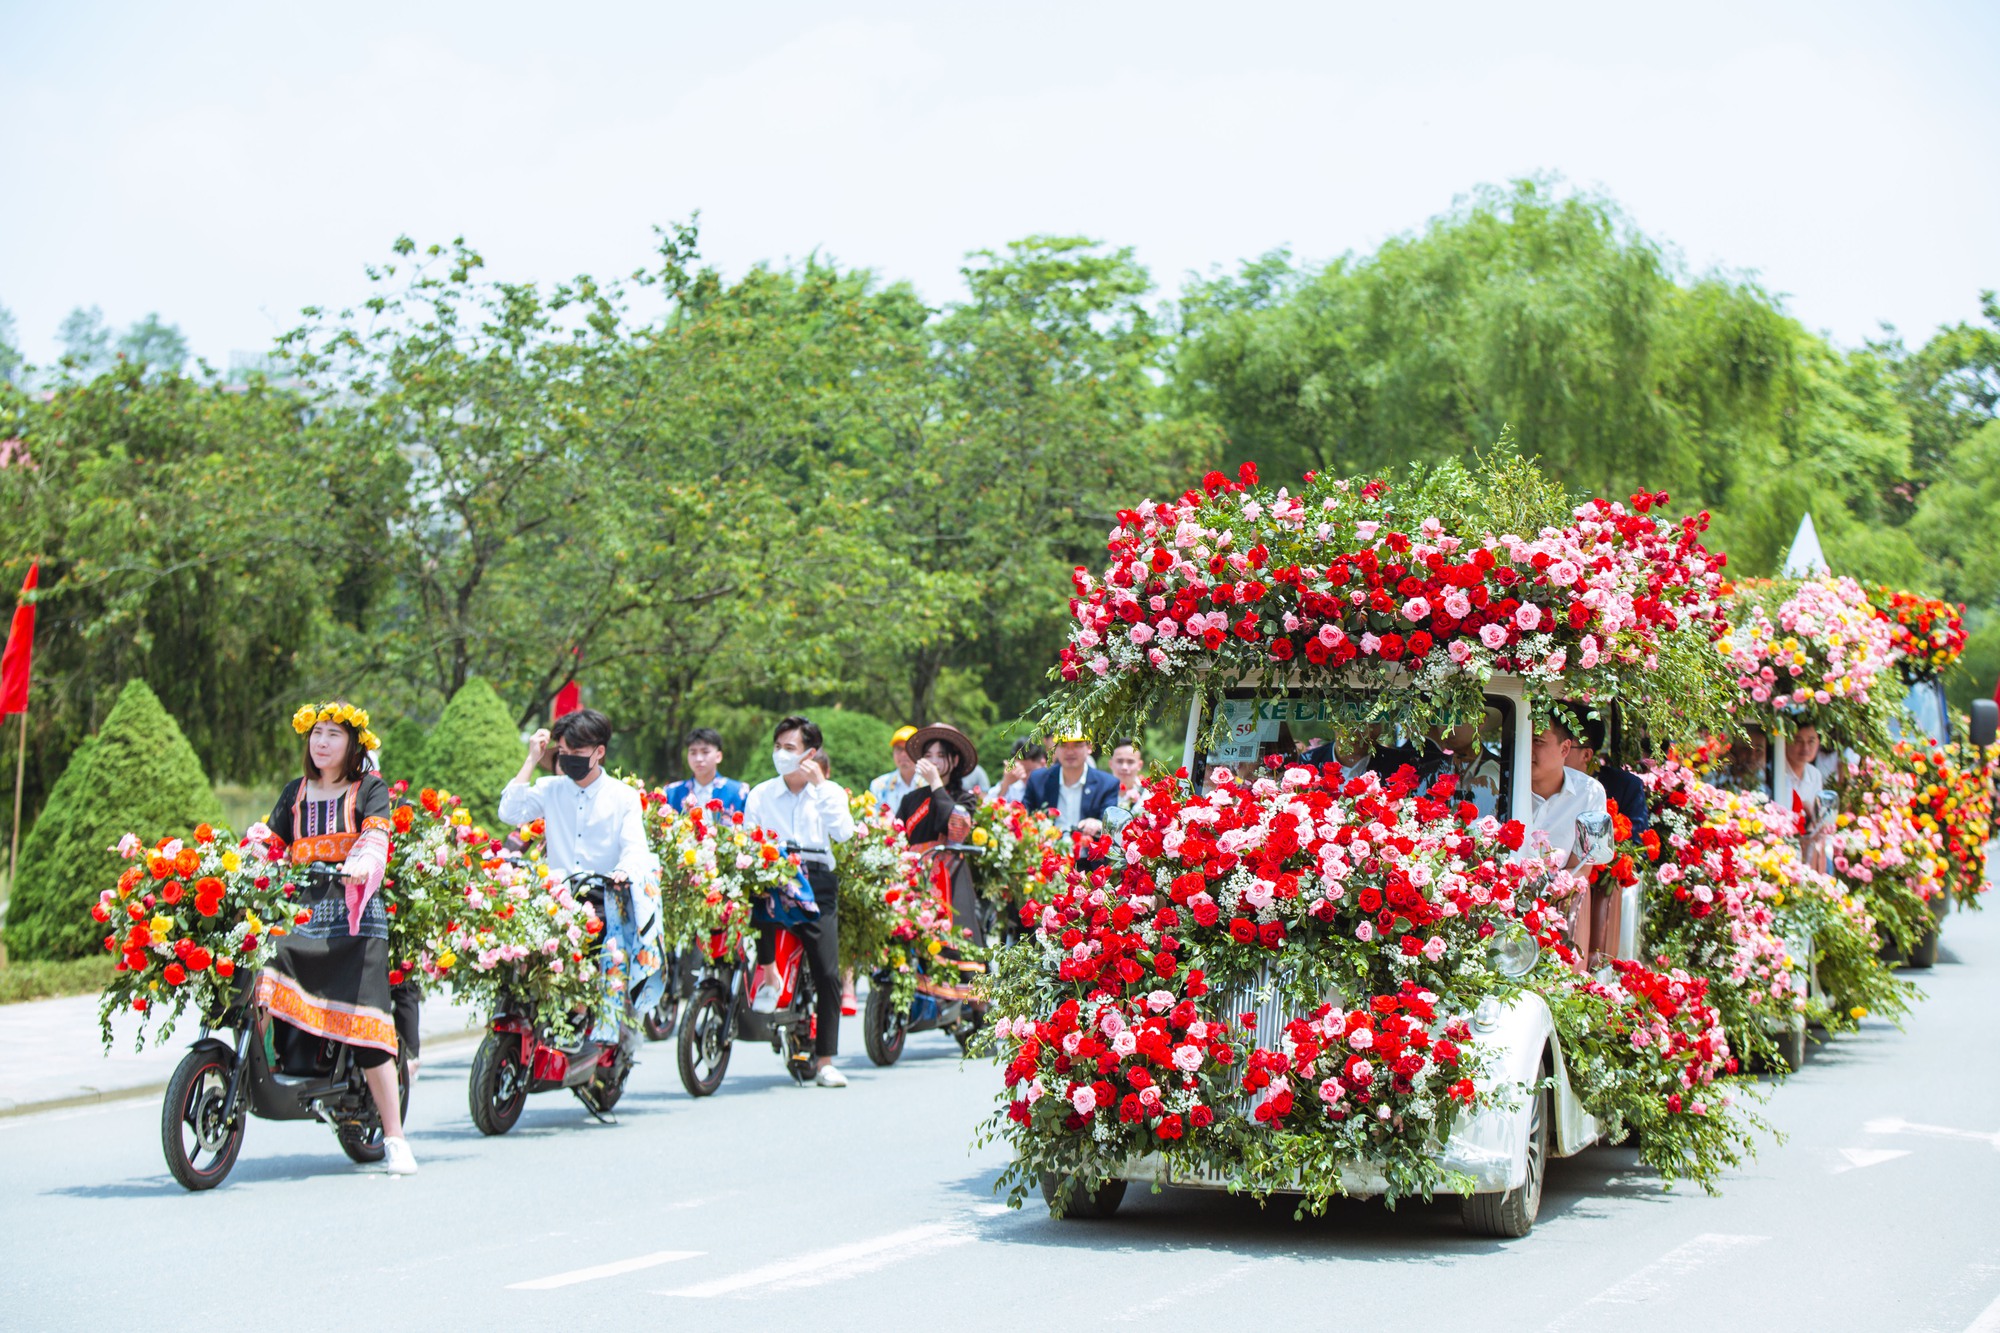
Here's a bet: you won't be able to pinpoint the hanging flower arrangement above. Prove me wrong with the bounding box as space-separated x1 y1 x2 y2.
93 823 294 1049
1719 577 1900 746
1041 456 1733 748
1865 586 1966 680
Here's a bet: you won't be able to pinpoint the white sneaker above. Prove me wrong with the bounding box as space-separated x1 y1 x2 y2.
749 981 779 1014
382 1136 419 1175
815 1064 848 1088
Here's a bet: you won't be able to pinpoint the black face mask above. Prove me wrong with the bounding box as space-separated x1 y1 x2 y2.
557 753 595 782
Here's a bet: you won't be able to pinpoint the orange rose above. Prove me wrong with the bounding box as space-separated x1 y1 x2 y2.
393 805 415 834
175 848 202 878
193 823 215 844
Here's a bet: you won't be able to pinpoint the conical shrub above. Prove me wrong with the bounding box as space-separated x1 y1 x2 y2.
417 678 523 831
4 679 225 961
379 716 429 788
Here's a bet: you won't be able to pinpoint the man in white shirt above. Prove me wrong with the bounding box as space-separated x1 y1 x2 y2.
498 708 664 1034
1527 718 1615 966
743 714 855 1088
868 725 921 813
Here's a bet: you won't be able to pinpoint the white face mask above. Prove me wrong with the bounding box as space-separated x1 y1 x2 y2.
772 747 802 776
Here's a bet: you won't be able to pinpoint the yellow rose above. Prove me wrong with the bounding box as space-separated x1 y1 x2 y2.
220 850 241 872
149 914 173 938
1849 1005 1867 1020
971 828 990 846
436 950 457 970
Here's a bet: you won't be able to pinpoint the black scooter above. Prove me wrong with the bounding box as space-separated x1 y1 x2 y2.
161 989 408 1191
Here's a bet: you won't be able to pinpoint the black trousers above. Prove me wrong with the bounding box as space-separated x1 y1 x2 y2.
754 865 843 1059
356 981 423 1070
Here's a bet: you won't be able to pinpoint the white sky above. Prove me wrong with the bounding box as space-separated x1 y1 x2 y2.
3 0 1995 368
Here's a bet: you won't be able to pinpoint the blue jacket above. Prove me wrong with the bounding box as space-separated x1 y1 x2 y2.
1599 765 1650 834
1023 764 1122 826
659 775 749 816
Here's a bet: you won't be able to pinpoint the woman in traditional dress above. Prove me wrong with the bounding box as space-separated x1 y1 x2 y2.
896 724 987 951
255 701 415 1175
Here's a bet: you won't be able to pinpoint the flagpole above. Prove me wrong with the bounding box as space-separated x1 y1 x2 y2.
7 710 23 891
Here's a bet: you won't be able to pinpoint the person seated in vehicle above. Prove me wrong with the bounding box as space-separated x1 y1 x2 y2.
742 715 855 1088
1302 724 1447 787
660 726 750 814
1024 732 1121 835
498 708 665 1040
1527 717 1617 967
1565 710 1649 834
1438 712 1505 818
897 724 988 958
1784 721 1831 867
1715 731 1773 798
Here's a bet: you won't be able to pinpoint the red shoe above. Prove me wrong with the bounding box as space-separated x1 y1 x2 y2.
841 987 859 1017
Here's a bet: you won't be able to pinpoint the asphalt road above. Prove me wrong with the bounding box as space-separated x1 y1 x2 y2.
5 905 2000 1333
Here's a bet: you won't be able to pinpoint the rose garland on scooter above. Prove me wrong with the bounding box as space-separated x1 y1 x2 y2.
642 790 796 960
93 823 295 1050
831 790 966 1013
965 797 1071 926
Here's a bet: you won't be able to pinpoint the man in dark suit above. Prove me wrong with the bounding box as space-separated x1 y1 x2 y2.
1024 733 1122 833
1571 713 1649 833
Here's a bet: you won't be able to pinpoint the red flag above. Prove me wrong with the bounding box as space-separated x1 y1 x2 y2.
0 561 35 715
552 678 580 720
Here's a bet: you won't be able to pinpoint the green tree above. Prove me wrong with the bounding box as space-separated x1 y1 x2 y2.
415 677 524 829
0 302 21 385
379 716 429 787
0 366 384 830
4 679 224 961
115 313 191 378
56 306 112 376
866 236 1218 723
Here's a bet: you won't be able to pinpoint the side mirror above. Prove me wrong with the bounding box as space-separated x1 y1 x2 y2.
1575 810 1615 866
1102 805 1135 835
1971 698 1999 749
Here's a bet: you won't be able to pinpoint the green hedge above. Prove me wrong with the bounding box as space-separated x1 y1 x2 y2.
3 680 224 961
415 678 523 831
379 715 429 788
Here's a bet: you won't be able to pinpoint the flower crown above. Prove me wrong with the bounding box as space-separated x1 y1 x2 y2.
292 701 381 751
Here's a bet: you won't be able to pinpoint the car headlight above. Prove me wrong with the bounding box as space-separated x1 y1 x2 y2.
1470 995 1506 1034
1486 924 1540 979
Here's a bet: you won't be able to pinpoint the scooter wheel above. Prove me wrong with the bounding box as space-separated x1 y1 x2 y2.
469 1032 528 1135
162 1043 246 1191
676 988 733 1098
863 984 906 1067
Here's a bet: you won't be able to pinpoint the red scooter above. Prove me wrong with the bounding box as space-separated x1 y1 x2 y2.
675 924 820 1096
467 874 642 1133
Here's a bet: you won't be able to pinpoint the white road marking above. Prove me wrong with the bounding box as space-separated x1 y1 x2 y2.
1545 1234 1769 1331
1832 1146 1911 1172
1967 1291 2000 1333
508 1250 703 1290
1866 1116 2000 1149
764 1229 973 1291
662 1222 967 1298
1113 1261 1257 1321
